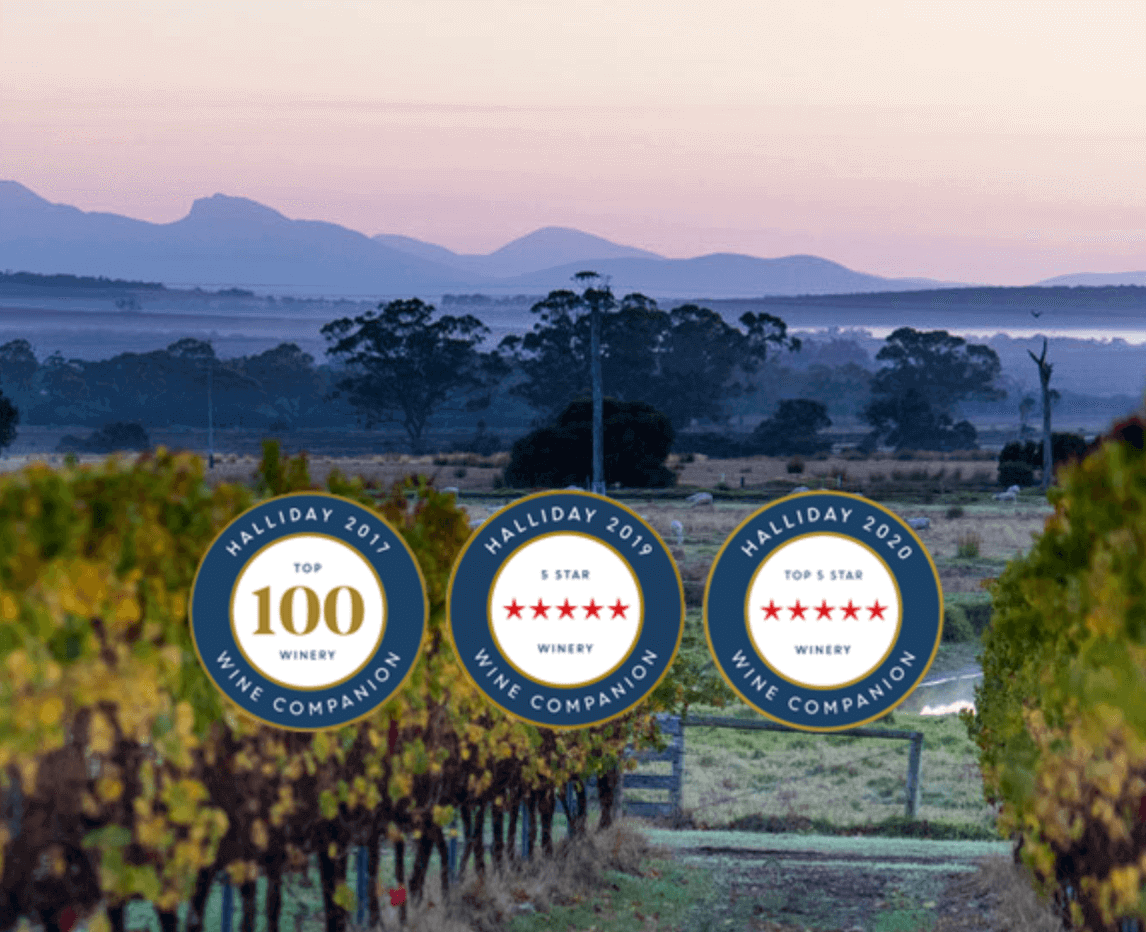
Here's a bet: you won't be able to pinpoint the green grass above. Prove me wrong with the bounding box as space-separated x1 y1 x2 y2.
624 698 999 839
507 858 715 932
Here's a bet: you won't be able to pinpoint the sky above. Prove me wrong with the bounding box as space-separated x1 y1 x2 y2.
1 0 1144 285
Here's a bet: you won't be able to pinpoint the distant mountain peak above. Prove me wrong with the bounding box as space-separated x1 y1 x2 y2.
489 225 662 259
0 179 51 206
184 193 288 224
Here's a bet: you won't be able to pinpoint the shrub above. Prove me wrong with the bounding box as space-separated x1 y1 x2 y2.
946 593 992 636
996 459 1035 488
942 602 975 643
55 421 151 454
945 505 965 519
503 397 675 489
955 532 981 559
999 433 1089 474
964 422 1146 929
751 399 833 456
786 456 805 474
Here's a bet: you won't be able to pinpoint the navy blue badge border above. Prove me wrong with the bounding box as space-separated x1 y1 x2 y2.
447 490 684 730
190 492 427 731
704 491 942 732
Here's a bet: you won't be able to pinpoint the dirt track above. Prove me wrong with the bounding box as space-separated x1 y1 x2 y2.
651 832 1043 932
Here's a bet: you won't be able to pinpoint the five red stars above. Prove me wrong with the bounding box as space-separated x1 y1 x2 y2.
755 597 892 621
503 596 627 620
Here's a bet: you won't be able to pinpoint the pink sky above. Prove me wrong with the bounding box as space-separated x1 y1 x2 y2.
1 0 1143 284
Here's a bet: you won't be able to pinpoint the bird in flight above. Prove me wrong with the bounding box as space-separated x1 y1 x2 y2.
1031 310 1043 319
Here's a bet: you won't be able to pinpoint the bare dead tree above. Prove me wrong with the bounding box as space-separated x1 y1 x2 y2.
1028 338 1054 492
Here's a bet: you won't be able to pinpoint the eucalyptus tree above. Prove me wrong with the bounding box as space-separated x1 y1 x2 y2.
321 298 507 453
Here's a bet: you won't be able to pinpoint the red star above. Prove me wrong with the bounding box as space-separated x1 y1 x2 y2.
867 600 887 620
788 600 807 620
583 599 602 619
815 600 834 620
610 599 629 619
504 599 524 619
761 600 782 620
841 600 860 620
557 598 576 619
531 599 550 619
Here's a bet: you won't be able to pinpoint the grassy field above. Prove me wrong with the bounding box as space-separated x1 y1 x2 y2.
633 701 999 837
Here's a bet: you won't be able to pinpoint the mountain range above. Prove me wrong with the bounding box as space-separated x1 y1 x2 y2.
2 180 1143 299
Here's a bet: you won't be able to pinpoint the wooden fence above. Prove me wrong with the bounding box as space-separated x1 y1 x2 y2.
620 713 924 821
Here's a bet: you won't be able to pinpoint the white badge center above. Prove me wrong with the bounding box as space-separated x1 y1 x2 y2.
490 533 643 687
231 534 387 690
747 534 900 688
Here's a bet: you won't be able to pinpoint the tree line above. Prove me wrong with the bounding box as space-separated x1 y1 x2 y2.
0 274 1011 455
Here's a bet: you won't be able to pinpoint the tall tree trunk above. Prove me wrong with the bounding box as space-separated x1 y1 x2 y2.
239 878 258 932
264 859 284 932
366 831 382 929
316 844 348 932
394 838 407 926
105 904 125 932
408 828 435 903
597 767 619 830
527 792 538 859
183 867 214 932
574 780 589 836
538 786 555 857
435 826 450 896
591 297 604 493
470 804 486 876
490 803 504 869
506 789 520 863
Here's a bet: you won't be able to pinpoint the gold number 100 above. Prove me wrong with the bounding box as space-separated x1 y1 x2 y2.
252 586 365 636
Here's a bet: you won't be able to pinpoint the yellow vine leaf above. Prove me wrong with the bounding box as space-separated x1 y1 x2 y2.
38 696 64 727
250 820 269 850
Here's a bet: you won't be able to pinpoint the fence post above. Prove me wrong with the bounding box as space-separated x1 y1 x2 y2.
905 732 923 819
220 877 233 932
355 845 368 925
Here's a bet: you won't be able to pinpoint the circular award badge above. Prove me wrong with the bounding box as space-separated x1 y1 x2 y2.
705 491 942 731
448 491 684 730
190 492 427 731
